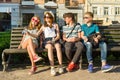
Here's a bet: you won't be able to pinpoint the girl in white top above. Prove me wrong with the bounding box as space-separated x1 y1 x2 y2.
27 11 64 76
18 16 43 75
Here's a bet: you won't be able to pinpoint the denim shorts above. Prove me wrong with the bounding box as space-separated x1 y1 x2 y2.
42 37 59 48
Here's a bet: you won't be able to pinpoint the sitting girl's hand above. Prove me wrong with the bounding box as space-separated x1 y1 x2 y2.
25 31 30 35
46 41 52 44
18 45 22 49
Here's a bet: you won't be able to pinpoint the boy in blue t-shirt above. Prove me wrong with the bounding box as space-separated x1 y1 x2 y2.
81 12 113 73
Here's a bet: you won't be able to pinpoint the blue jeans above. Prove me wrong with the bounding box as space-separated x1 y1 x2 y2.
84 41 107 63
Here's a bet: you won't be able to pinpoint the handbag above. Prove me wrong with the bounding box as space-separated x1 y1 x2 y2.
88 33 108 48
99 33 108 43
88 33 99 47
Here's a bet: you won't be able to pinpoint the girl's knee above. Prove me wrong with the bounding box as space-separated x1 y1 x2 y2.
45 44 53 49
28 38 32 42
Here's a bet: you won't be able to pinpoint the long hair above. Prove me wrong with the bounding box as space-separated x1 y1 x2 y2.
27 15 42 30
44 11 54 27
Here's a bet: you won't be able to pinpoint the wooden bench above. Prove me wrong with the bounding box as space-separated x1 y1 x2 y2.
2 27 83 72
2 25 120 71
1 27 45 71
93 25 120 52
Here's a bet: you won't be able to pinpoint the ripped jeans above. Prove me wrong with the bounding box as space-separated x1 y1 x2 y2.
84 41 107 63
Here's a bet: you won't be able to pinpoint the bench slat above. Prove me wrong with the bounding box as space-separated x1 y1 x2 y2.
10 44 19 48
11 38 22 41
93 46 120 51
106 36 120 39
11 41 21 44
108 40 120 42
11 34 22 37
102 32 120 34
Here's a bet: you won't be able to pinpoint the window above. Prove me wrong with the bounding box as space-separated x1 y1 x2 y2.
73 13 77 23
6 0 11 2
23 0 34 1
115 7 120 15
0 0 12 2
22 13 34 26
92 7 97 15
0 13 11 30
45 0 56 3
65 0 79 8
0 0 3 2
104 7 109 15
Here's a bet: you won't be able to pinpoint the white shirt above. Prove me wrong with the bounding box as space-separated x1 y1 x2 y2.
43 26 56 38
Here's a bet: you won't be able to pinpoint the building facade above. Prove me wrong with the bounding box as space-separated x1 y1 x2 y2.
85 0 120 25
1 0 120 30
0 0 20 30
0 0 85 29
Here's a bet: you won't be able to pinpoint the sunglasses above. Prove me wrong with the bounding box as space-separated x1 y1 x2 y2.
44 16 52 19
32 18 39 23
83 17 90 19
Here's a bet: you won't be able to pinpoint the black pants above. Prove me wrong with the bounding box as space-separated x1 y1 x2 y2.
65 41 83 64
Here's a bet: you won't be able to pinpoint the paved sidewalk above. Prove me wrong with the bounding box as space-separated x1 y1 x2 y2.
0 62 120 80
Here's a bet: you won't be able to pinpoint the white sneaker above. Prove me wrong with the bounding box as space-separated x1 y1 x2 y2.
51 67 56 76
58 67 64 74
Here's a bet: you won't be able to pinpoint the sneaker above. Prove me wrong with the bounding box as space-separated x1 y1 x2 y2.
101 64 113 73
51 67 56 76
66 62 75 72
58 67 64 74
33 55 43 62
88 64 93 73
28 66 37 75
74 64 79 70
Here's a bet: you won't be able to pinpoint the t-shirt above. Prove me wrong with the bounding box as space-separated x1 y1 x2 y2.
62 24 81 38
81 23 100 37
23 29 38 46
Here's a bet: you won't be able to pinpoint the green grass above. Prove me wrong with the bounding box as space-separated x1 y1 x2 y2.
0 31 11 63
0 31 11 49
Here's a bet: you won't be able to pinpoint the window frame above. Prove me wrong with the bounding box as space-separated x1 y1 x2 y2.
92 7 97 15
115 7 120 15
104 7 109 15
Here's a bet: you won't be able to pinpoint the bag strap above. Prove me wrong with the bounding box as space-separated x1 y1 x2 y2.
66 23 80 38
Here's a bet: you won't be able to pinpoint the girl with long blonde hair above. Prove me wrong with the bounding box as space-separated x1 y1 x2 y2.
18 15 43 75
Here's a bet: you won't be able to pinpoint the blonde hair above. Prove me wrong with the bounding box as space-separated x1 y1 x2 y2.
28 15 42 30
84 12 94 18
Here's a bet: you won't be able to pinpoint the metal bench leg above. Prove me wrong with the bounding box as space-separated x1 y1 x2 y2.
6 54 11 67
2 51 7 72
2 51 11 72
79 54 82 69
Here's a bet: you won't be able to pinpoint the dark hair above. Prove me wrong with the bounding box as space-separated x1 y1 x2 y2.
84 12 94 18
63 12 75 22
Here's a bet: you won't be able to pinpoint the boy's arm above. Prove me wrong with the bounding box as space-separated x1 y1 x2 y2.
27 26 43 38
81 31 88 42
